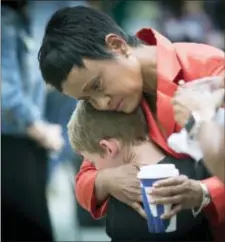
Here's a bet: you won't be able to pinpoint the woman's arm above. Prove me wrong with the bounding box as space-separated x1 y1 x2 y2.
75 160 109 219
75 160 145 219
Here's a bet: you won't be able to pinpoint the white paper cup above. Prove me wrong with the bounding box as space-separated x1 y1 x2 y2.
137 164 179 233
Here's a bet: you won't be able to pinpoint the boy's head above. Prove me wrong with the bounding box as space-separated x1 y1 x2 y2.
68 101 148 169
38 6 144 113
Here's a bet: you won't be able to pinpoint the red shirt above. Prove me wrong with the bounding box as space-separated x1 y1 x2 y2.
75 28 225 235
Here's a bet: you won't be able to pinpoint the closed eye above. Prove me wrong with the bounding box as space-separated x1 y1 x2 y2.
91 77 103 92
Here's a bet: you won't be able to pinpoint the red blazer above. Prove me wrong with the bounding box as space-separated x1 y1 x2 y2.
75 28 225 240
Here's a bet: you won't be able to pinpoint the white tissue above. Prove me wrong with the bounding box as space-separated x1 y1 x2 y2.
168 108 224 161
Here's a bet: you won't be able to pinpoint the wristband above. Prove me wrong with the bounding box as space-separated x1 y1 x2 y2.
192 182 211 217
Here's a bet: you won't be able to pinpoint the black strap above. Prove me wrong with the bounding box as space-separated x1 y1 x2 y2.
184 114 195 133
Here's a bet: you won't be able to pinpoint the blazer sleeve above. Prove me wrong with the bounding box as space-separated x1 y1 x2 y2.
75 160 108 219
202 177 225 225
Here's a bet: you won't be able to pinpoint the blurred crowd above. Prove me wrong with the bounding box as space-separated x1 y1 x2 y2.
97 0 225 49
1 0 224 241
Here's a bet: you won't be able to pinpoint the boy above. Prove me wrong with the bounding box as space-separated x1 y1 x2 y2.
68 101 212 241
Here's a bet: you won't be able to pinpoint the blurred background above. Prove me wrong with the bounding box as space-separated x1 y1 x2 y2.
1 0 224 241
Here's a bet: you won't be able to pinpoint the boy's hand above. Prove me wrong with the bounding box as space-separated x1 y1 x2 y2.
104 164 147 219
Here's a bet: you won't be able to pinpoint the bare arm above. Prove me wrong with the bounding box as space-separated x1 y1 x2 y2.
198 121 225 183
172 75 225 183
198 91 225 182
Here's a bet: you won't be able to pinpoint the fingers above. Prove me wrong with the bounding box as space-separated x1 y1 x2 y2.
131 202 147 220
178 80 185 86
125 163 140 174
131 163 141 170
161 204 182 219
128 188 142 203
151 195 183 205
127 191 142 203
150 183 188 197
138 194 143 203
212 89 225 108
174 86 200 100
178 76 222 91
153 175 187 188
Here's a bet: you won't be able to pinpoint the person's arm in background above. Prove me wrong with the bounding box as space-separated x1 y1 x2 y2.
173 73 225 225
1 10 63 151
1 16 43 134
187 77 225 225
198 88 225 183
173 40 225 225
173 86 225 183
199 121 225 183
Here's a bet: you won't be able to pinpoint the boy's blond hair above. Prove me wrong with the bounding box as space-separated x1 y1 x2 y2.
68 101 148 154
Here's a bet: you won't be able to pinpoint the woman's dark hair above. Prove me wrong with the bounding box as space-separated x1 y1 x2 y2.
38 6 140 91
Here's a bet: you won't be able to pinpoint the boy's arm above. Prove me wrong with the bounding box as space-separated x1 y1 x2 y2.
75 160 109 219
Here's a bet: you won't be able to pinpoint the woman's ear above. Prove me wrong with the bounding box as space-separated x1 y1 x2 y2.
105 33 130 57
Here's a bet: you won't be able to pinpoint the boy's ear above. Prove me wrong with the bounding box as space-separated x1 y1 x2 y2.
99 139 120 157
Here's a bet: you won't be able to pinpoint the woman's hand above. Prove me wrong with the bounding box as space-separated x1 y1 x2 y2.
149 175 203 219
100 163 147 219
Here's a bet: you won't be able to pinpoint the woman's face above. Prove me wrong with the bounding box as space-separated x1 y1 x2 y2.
62 43 143 113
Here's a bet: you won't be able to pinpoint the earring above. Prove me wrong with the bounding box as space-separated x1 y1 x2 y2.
125 50 130 58
123 48 131 58
121 46 130 57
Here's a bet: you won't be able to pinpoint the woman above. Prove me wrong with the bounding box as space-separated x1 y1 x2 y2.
38 6 225 239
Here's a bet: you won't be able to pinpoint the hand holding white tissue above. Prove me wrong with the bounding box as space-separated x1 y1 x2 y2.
168 108 224 161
